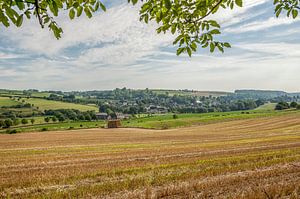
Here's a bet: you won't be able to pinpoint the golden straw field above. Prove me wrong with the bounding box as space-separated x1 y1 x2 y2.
0 113 300 198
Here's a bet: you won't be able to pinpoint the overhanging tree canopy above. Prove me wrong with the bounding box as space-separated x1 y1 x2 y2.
0 0 299 56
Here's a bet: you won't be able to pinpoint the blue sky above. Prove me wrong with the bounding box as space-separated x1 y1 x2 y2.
0 0 300 92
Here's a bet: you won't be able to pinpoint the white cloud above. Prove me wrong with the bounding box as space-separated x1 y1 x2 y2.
1 0 300 92
236 42 300 57
2 3 173 66
209 0 269 26
0 52 21 59
226 16 300 33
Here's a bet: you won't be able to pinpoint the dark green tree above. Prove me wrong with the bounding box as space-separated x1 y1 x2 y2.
52 116 57 122
290 101 298 108
44 117 50 123
4 119 13 128
21 118 28 125
31 118 35 124
0 120 4 128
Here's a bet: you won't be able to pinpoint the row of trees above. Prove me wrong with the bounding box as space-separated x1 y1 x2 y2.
44 109 97 122
0 109 97 129
0 118 35 128
275 102 300 110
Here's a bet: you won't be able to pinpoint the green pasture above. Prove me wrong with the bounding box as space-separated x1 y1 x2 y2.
0 97 20 107
21 98 98 111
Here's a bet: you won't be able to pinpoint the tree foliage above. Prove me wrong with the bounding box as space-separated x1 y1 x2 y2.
0 0 299 55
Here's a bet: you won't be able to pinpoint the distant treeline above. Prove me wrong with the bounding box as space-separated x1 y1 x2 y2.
44 109 96 122
275 101 300 110
44 88 300 114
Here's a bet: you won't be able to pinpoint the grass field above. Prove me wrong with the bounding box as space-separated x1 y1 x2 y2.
0 97 20 107
1 109 298 134
22 98 98 111
123 110 298 129
0 113 299 198
0 120 106 133
255 103 277 111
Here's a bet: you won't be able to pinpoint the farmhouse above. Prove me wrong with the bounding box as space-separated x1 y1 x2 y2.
115 113 131 120
95 113 109 120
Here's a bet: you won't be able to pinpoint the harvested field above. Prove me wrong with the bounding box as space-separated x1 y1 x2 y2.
0 114 300 198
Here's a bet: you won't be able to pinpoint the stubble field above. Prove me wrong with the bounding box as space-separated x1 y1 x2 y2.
0 113 300 198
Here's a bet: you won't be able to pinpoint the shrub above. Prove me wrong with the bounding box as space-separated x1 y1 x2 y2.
7 129 18 134
161 124 169 130
41 127 48 131
275 102 290 110
69 126 74 130
21 118 28 125
290 102 298 108
44 117 50 123
4 119 13 128
52 117 57 122
13 119 20 126
80 124 83 127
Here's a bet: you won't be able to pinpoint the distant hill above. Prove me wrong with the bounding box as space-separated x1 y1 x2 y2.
234 89 300 99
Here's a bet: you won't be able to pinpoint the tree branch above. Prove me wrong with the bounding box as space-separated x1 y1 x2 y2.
196 0 223 22
34 0 43 28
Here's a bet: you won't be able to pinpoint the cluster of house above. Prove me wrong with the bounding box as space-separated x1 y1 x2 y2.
95 112 131 120
145 105 168 114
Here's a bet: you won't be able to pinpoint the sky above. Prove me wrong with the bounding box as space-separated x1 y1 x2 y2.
0 0 300 92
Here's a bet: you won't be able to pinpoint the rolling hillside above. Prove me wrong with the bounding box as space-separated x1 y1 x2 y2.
22 98 98 111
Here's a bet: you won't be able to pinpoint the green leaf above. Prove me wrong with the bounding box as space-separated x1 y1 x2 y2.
292 9 298 19
210 29 221 34
217 45 224 53
235 0 243 7
176 47 185 56
95 2 100 11
171 23 177 34
77 6 83 17
84 7 92 18
186 47 192 57
0 10 10 27
16 14 23 27
24 10 31 19
223 42 231 48
144 14 149 23
100 2 106 11
210 42 215 53
209 20 220 28
131 0 138 5
164 0 172 10
190 42 197 51
69 9 75 20
276 8 282 17
16 1 25 10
